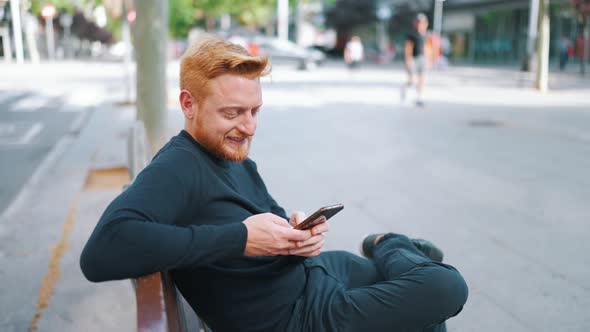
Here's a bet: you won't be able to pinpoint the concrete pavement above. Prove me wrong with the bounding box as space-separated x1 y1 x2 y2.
0 60 589 331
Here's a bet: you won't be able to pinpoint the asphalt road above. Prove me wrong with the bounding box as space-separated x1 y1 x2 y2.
0 61 589 332
0 90 87 215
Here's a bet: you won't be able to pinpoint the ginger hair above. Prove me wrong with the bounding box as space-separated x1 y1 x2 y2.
180 35 270 101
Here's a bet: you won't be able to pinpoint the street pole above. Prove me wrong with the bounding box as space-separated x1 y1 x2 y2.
45 17 55 60
41 4 56 60
9 0 24 64
377 21 387 52
296 0 304 45
526 0 539 71
583 15 589 75
527 0 540 56
433 0 444 38
432 0 445 70
134 0 168 153
122 2 133 104
376 3 392 55
536 0 549 92
221 14 231 31
278 0 289 40
59 13 73 59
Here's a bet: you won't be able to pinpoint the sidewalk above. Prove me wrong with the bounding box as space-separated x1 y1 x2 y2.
1 60 589 332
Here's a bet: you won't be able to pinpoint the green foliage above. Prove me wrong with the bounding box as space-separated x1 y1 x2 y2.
168 0 280 37
33 0 293 39
106 9 122 40
169 0 199 38
192 0 231 17
233 0 276 27
29 0 75 15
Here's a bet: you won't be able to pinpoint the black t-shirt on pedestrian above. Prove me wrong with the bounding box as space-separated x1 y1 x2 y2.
80 130 307 332
406 31 425 57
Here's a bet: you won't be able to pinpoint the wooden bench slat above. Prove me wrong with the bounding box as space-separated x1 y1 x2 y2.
136 272 184 332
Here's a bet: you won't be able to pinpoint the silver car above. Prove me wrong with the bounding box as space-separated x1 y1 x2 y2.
252 36 325 70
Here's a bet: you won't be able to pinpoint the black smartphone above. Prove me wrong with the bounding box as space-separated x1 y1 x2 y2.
293 204 344 230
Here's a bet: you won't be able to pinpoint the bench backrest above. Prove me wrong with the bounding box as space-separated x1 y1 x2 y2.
127 121 207 332
135 272 186 332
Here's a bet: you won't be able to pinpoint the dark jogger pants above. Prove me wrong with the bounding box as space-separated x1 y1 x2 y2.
285 233 468 332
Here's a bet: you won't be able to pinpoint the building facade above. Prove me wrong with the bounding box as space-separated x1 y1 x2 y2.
440 0 579 64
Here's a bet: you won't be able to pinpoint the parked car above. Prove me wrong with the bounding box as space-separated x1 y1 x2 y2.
251 36 325 70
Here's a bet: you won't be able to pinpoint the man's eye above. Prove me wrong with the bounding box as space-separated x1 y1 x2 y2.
223 111 238 119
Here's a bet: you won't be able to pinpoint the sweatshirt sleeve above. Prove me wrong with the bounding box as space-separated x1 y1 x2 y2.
80 153 248 282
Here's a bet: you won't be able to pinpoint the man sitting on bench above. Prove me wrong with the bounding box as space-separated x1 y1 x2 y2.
80 35 468 332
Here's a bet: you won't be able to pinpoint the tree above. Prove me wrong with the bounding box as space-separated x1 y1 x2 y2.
135 0 168 152
571 0 590 75
167 0 280 38
29 0 75 15
325 0 377 33
324 0 377 51
232 0 277 29
169 0 200 37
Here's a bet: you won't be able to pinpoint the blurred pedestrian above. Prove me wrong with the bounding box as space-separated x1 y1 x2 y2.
344 35 364 69
401 13 429 108
559 35 571 71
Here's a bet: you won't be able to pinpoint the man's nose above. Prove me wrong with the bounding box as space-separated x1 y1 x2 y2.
238 112 257 136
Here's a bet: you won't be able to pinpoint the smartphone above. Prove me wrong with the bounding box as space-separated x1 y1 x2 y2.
293 204 344 230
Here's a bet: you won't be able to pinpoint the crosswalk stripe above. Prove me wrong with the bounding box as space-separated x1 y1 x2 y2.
19 123 43 144
0 91 25 105
10 95 51 112
0 122 43 145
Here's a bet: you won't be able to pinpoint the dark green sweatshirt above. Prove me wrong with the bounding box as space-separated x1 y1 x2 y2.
80 130 306 332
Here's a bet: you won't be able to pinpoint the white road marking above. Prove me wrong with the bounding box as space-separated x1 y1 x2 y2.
10 95 50 112
0 122 43 145
0 135 74 220
19 123 43 144
0 92 18 104
68 110 91 133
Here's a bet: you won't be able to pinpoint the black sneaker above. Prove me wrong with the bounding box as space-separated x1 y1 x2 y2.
361 234 444 262
411 238 444 262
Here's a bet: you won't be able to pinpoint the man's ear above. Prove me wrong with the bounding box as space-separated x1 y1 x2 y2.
180 90 197 119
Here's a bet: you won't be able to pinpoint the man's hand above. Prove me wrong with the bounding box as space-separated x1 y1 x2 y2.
243 213 314 256
288 211 330 257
